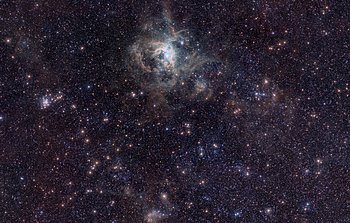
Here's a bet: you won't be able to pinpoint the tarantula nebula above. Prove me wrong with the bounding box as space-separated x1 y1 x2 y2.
129 13 209 92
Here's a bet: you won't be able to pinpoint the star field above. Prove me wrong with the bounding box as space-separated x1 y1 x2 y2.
1 0 350 222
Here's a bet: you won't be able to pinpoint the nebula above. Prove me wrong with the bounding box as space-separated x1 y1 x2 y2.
128 8 211 94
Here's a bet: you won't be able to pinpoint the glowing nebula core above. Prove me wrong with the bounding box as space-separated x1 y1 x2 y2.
152 42 176 71
128 12 210 93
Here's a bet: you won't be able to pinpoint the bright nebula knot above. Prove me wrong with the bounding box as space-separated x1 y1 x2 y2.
128 11 211 93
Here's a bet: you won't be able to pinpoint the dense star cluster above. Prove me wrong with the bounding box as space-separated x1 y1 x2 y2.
1 0 349 222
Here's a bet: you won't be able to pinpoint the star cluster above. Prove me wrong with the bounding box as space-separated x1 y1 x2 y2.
1 0 349 222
